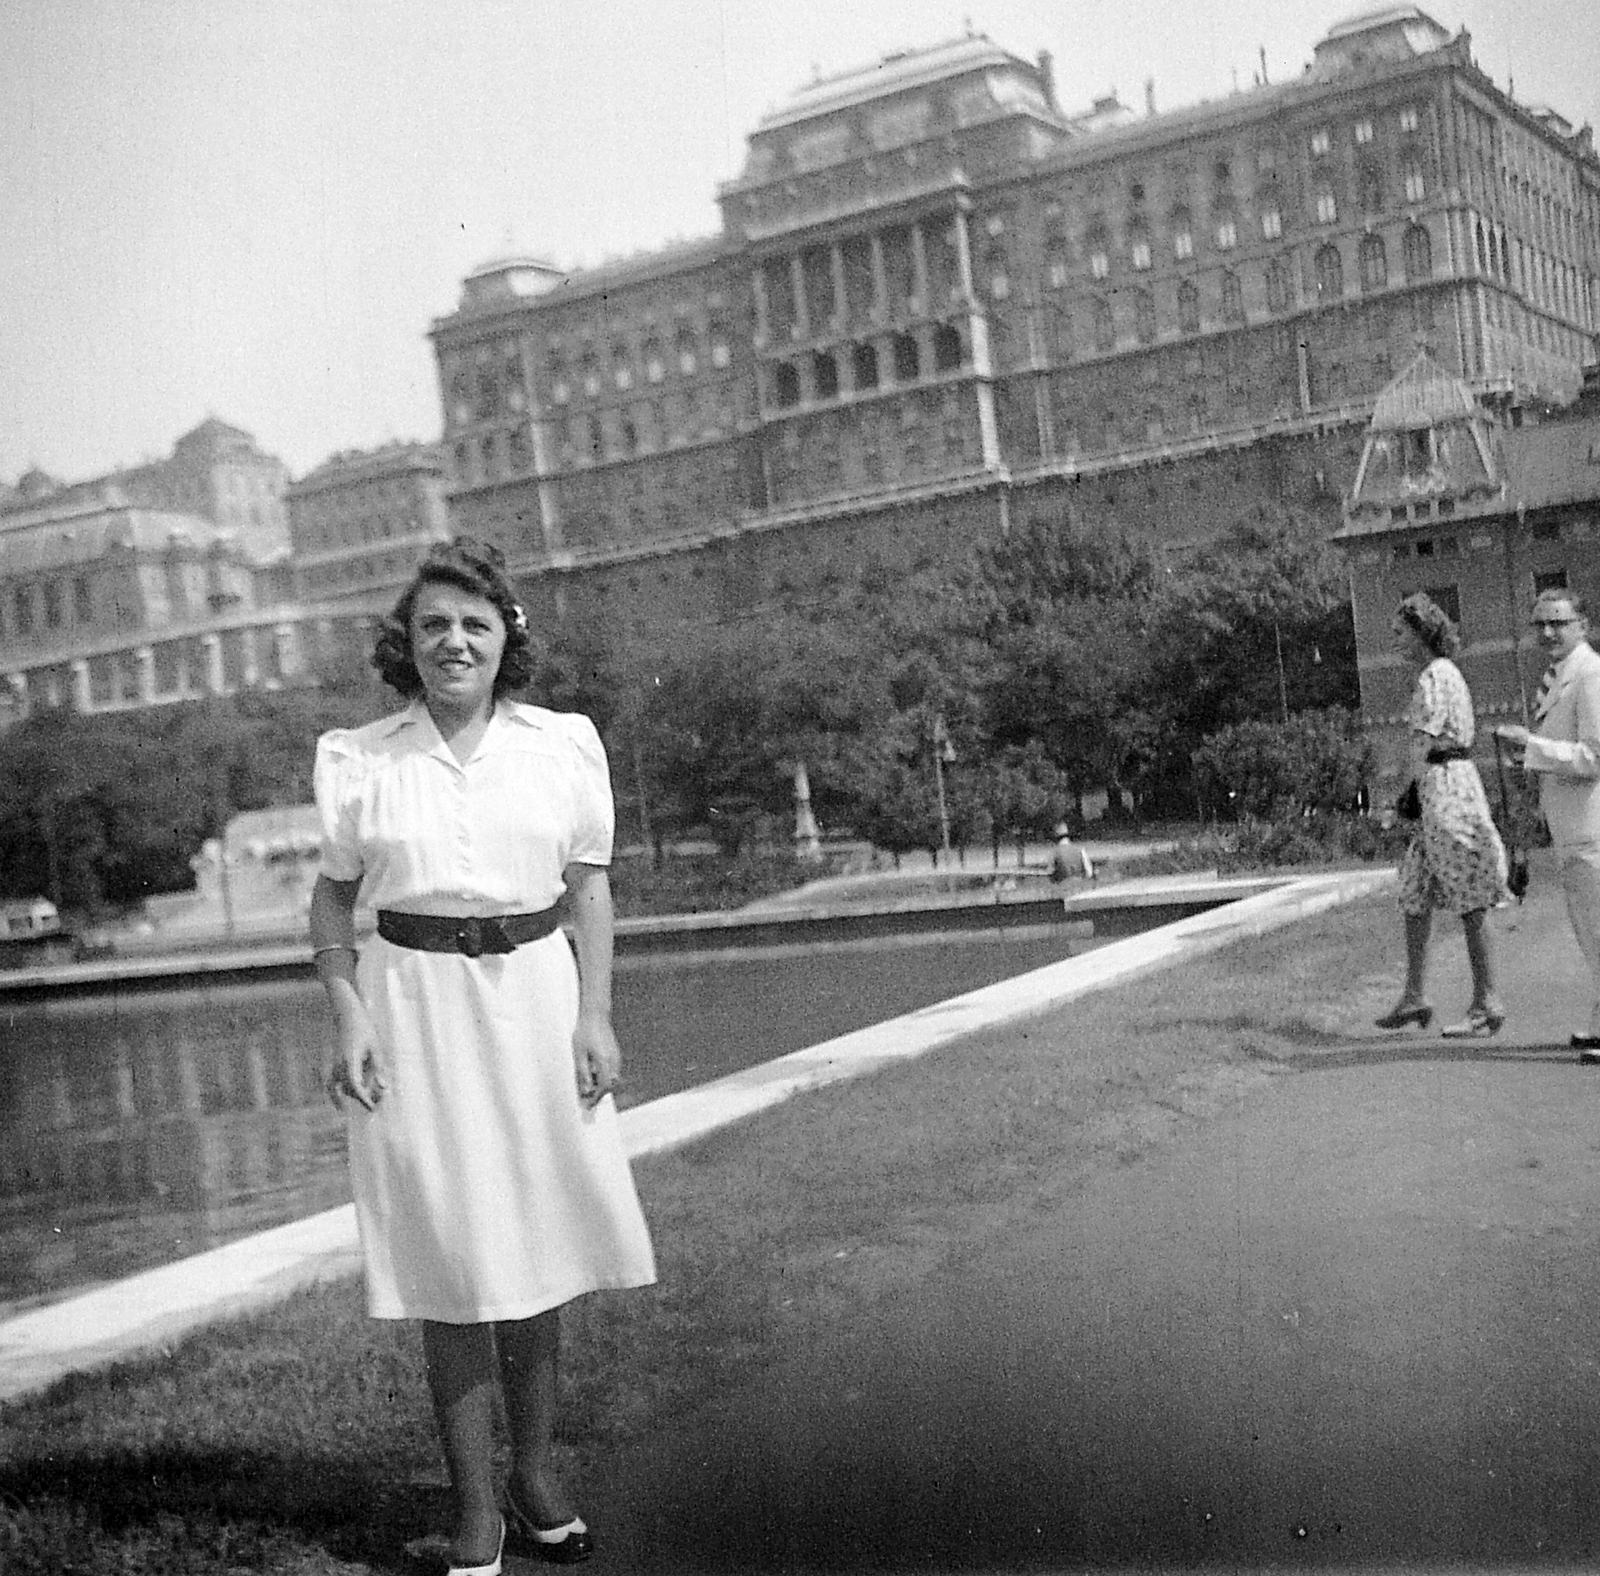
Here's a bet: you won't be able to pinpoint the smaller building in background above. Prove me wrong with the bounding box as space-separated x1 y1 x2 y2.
3 417 292 565
0 488 329 726
285 441 451 613
1337 353 1600 792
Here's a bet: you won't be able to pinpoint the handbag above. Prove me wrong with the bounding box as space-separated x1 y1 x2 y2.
1491 734 1531 902
1395 779 1422 822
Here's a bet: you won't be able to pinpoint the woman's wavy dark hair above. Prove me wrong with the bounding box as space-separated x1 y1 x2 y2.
1396 590 1462 660
372 536 536 699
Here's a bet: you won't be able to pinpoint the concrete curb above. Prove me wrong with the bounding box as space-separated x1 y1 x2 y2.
0 867 1391 1406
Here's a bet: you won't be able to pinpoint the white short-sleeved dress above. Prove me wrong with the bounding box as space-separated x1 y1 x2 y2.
314 699 656 1323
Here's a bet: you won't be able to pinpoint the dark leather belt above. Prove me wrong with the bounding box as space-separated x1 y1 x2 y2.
1425 746 1473 764
376 907 560 957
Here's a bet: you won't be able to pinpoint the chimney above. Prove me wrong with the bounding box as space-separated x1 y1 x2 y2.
1037 50 1057 110
1144 77 1156 117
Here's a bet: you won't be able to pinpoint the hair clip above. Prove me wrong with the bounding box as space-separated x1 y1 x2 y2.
512 605 528 632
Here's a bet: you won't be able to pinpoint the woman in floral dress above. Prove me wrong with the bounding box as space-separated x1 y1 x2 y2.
1377 591 1509 1037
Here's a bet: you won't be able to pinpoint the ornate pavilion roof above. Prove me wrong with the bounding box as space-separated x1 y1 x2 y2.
1368 349 1483 432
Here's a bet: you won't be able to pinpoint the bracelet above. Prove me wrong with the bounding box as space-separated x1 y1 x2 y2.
312 944 358 959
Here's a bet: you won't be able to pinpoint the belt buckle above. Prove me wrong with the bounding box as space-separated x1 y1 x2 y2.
455 918 484 958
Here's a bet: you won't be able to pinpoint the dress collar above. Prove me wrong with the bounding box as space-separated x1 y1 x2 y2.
381 698 543 763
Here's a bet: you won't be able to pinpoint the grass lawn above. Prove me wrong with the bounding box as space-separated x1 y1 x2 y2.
0 886 1401 1574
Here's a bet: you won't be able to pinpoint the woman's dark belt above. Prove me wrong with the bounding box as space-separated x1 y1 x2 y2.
1425 746 1473 764
376 907 560 957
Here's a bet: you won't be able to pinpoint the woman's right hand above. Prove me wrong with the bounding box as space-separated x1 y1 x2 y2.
325 1007 389 1112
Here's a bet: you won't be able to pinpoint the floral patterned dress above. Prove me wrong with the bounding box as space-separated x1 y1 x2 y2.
1397 658 1509 916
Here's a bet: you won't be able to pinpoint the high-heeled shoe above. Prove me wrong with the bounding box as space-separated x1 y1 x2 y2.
506 1486 593 1565
1440 1005 1506 1039
446 1517 505 1576
1375 1001 1433 1030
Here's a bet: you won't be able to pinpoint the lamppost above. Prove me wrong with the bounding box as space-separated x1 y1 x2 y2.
931 716 955 862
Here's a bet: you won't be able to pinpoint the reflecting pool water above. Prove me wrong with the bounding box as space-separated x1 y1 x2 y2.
0 925 1099 1313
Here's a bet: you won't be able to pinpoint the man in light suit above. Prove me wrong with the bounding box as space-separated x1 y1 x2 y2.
1497 589 1600 1058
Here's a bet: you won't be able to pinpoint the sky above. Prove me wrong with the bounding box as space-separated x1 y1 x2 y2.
1 0 1596 485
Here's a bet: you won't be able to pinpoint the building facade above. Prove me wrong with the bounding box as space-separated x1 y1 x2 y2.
0 489 327 724
429 10 1599 640
3 418 293 565
285 441 452 612
1336 353 1600 795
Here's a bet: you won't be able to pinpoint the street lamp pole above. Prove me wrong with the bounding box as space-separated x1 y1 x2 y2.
931 716 954 862
1273 620 1289 723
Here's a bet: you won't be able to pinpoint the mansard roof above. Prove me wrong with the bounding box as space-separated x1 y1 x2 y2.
755 35 1035 132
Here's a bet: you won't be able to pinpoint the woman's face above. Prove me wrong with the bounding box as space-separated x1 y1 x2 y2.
410 581 506 716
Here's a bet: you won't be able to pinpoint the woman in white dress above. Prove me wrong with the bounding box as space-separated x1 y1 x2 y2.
309 538 655 1575
1376 591 1509 1038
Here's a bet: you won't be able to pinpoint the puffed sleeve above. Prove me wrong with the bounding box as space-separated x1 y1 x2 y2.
565 714 615 868
1406 662 1446 738
313 730 365 882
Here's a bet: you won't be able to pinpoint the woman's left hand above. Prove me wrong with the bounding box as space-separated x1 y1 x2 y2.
572 1010 623 1107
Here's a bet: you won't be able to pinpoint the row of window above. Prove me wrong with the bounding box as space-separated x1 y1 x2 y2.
1054 231 1433 354
1025 169 1428 290
296 510 425 552
451 389 746 484
767 326 965 410
444 326 736 429
1470 213 1595 328
2 576 95 640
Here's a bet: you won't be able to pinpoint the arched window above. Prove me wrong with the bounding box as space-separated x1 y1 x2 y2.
933 324 963 372
1221 271 1245 324
1045 227 1070 288
1048 305 1073 360
1177 279 1200 333
811 350 838 400
1359 165 1385 213
1315 243 1344 302
1404 224 1433 282
1134 289 1157 344
1359 233 1388 293
1265 259 1291 314
892 332 920 381
1475 221 1488 274
1170 206 1194 260
1091 298 1115 352
985 245 1010 300
676 324 698 376
851 342 880 390
1086 218 1110 279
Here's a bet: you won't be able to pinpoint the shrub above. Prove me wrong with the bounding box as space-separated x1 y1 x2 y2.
1124 811 1410 877
1193 708 1372 821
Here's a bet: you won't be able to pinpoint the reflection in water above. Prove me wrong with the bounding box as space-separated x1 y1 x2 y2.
0 926 1097 1312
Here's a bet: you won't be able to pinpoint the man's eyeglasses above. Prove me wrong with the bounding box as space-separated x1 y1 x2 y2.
1530 617 1580 630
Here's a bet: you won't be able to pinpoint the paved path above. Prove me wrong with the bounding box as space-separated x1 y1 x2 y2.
587 872 1600 1573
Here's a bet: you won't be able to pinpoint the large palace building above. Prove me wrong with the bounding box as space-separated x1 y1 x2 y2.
429 9 1598 638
